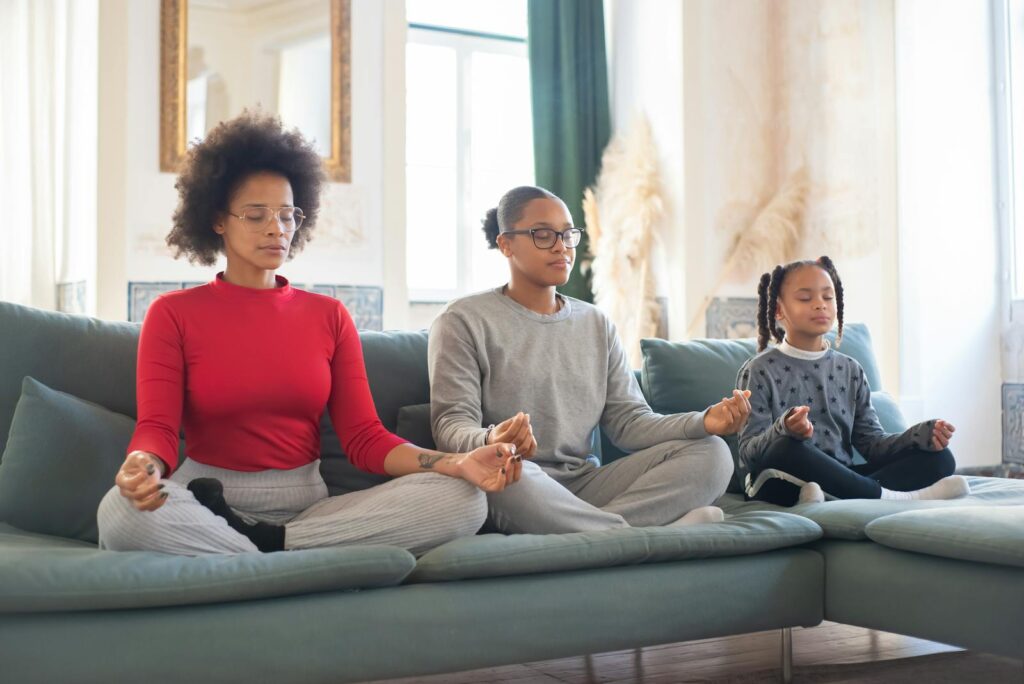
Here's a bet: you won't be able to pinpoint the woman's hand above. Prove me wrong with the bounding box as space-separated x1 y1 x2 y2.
784 406 814 440
115 451 168 512
487 412 537 459
703 390 752 436
456 443 521 492
931 420 955 450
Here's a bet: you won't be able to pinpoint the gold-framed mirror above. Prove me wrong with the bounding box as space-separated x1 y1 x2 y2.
159 0 350 182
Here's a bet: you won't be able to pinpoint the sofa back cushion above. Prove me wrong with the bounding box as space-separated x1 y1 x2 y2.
0 302 140 459
319 330 432 493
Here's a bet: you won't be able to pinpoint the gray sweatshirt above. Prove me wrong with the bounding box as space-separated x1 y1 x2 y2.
428 288 709 473
736 345 936 473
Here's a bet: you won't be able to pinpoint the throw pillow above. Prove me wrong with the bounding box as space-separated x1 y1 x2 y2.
0 377 134 543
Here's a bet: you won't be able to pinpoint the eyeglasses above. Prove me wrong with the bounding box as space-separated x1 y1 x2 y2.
228 206 306 233
501 227 584 249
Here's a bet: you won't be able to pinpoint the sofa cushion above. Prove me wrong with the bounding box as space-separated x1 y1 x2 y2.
865 506 1024 568
868 391 908 434
408 511 821 583
717 476 1024 540
319 330 430 494
0 378 134 544
0 522 417 613
396 403 435 450
0 302 140 458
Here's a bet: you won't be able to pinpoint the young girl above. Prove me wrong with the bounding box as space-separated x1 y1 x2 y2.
736 256 969 506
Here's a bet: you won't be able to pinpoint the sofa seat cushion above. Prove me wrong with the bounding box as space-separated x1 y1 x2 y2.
716 476 1024 540
408 511 821 583
0 523 416 613
865 506 1024 568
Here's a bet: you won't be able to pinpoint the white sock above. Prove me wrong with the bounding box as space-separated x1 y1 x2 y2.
669 505 725 527
798 482 825 504
880 475 970 501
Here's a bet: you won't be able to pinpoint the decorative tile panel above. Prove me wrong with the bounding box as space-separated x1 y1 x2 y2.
1002 383 1024 465
127 282 204 322
706 297 759 339
324 284 383 331
56 280 87 314
127 281 383 331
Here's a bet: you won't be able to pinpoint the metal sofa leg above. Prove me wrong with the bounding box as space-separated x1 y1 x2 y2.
780 627 793 684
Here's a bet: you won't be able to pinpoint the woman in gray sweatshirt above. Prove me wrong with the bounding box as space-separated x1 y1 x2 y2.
428 186 751 534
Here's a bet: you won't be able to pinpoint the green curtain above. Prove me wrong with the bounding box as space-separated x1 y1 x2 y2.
528 0 611 303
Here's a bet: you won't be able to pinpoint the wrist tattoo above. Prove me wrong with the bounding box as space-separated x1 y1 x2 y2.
418 453 448 469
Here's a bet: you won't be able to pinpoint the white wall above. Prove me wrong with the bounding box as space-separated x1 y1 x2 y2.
607 0 899 393
97 0 406 324
895 0 1002 467
606 0 686 339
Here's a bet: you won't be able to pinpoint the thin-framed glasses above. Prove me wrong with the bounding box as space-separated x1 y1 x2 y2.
501 226 584 249
228 206 306 233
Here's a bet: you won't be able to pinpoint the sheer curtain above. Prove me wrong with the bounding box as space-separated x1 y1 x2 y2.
0 0 97 313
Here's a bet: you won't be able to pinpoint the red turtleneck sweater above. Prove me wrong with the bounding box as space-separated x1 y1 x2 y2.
127 274 406 475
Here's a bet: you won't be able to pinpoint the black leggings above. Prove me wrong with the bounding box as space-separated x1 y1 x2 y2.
750 436 956 506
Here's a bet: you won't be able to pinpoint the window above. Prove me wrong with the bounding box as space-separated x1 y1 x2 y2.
998 0 1024 296
405 0 533 300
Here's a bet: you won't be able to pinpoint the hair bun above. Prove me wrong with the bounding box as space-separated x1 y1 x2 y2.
481 207 500 249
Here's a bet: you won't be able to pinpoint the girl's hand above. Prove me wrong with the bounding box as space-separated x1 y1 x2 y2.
457 443 520 492
703 390 752 436
931 420 955 450
487 412 538 459
784 406 815 440
114 451 168 512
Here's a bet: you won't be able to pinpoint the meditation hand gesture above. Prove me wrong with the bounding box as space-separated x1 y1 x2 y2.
458 444 521 492
486 412 538 459
784 406 814 440
703 390 752 436
115 451 168 512
931 420 955 450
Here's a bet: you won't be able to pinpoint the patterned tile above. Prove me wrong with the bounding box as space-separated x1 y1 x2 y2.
127 281 383 331
1002 383 1024 465
324 284 384 331
56 280 87 314
706 297 759 339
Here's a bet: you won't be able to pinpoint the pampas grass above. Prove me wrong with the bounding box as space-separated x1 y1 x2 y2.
585 115 664 368
687 167 810 337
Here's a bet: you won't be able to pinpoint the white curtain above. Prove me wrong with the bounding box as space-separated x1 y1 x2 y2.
0 0 97 313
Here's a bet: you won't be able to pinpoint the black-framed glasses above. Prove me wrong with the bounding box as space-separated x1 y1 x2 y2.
501 227 584 249
228 206 306 233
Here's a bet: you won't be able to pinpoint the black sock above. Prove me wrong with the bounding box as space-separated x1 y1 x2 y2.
187 478 285 552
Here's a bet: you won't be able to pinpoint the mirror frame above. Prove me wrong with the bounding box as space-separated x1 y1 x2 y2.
159 0 351 182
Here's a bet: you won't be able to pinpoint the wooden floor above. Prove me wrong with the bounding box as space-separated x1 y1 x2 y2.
368 622 1023 683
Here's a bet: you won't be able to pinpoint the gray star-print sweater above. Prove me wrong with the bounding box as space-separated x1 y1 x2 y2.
735 347 936 474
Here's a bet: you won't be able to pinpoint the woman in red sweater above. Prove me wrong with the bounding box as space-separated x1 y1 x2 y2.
97 112 520 555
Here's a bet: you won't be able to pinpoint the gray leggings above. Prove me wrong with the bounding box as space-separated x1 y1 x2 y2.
97 459 487 556
486 437 734 534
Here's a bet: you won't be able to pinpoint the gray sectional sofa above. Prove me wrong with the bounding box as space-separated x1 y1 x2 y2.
0 300 1021 683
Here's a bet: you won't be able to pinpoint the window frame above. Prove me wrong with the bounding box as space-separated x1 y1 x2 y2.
405 23 531 303
994 0 1022 299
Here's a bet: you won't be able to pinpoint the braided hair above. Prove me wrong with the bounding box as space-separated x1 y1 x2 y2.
755 256 845 352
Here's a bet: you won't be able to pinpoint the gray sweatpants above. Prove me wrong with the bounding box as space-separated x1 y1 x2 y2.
486 437 733 534
97 459 487 556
